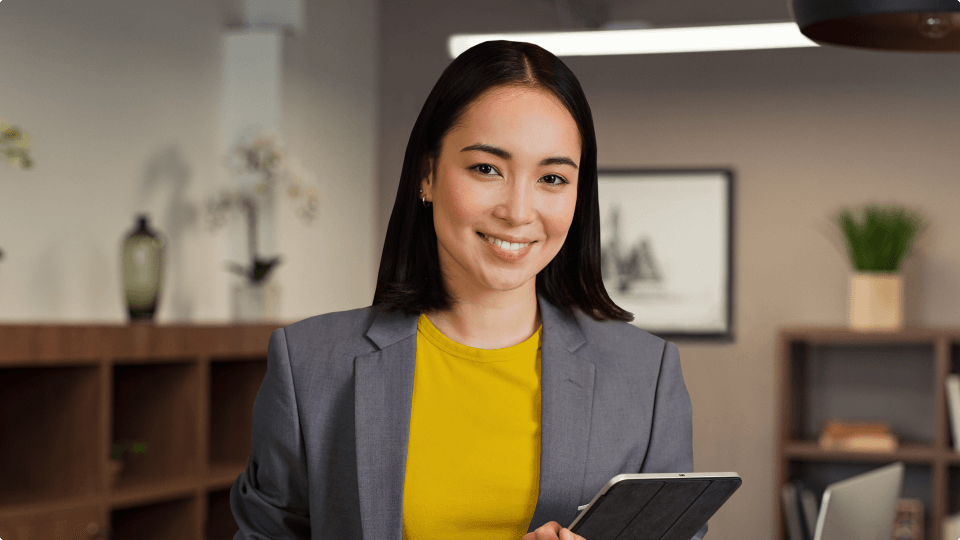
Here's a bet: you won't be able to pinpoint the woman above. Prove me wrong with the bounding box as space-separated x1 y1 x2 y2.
231 40 703 540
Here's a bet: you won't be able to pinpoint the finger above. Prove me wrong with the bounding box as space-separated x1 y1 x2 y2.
535 521 562 539
537 521 561 532
559 528 586 540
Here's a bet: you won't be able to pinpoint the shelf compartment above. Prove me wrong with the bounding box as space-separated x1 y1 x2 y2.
0 365 101 505
112 362 199 487
949 342 960 374
209 359 267 466
946 465 960 516
205 488 238 540
788 460 933 540
790 342 936 443
110 495 198 540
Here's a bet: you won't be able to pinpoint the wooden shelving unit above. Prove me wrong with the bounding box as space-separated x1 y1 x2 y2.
775 325 960 540
0 323 281 540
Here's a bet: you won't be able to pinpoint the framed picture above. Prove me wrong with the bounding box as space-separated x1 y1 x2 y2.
597 168 734 341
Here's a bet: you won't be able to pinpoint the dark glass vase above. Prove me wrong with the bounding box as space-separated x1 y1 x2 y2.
121 215 164 321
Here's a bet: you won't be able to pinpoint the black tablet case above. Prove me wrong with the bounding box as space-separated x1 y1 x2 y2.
569 476 742 540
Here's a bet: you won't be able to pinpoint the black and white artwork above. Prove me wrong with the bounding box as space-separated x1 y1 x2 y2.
597 169 734 341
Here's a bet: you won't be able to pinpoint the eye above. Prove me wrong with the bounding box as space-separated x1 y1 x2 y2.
539 174 569 186
469 163 501 176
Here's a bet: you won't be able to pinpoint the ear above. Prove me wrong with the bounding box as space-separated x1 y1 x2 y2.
419 155 435 201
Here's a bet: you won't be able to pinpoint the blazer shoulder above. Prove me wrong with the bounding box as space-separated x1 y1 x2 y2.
279 304 382 357
573 311 670 368
574 311 667 349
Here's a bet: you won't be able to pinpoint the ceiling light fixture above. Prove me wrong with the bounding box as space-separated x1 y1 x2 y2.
448 22 819 58
791 0 960 52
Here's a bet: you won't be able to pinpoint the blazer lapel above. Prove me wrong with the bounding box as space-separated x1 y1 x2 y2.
527 295 596 532
355 307 418 540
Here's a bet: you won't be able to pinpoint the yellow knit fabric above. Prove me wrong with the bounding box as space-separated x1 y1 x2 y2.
402 314 542 540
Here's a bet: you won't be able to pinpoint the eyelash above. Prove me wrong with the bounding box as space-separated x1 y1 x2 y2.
469 164 569 186
541 174 569 186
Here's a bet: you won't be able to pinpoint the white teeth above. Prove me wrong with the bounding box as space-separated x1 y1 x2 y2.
482 233 531 251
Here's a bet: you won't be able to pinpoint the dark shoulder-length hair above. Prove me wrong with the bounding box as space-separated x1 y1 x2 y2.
373 40 632 322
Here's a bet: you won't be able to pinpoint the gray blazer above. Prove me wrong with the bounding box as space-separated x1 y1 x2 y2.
231 294 707 540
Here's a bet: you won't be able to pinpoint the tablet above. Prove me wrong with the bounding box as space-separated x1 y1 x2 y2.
568 472 742 540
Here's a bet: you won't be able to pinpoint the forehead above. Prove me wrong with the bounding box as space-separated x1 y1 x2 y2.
448 85 581 147
465 85 566 114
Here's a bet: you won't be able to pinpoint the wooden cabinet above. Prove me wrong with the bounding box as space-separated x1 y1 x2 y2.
775 326 960 540
0 324 280 540
0 503 106 540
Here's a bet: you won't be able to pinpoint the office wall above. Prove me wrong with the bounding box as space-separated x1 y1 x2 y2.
0 0 378 322
376 1 960 538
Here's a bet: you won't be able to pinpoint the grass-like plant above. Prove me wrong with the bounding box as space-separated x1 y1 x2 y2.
836 204 927 273
111 440 148 461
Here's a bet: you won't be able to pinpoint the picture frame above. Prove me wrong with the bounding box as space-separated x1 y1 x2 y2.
597 168 735 342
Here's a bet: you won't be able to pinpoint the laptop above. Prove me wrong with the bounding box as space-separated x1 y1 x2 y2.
813 462 905 540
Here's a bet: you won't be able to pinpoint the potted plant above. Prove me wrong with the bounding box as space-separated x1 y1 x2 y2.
0 120 34 265
835 203 927 331
109 440 148 485
207 131 319 321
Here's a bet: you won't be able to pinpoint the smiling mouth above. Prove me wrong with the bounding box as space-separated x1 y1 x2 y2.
477 232 535 251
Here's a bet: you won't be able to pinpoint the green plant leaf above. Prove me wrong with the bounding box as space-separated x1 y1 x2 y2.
836 204 926 272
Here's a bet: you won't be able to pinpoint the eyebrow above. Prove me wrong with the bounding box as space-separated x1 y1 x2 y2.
460 143 578 170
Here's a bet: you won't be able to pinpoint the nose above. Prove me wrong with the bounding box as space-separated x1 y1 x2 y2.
493 177 535 226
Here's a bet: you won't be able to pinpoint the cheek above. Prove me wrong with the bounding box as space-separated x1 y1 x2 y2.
436 174 485 235
543 192 578 239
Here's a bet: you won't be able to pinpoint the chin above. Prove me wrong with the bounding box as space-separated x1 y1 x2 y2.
481 273 537 293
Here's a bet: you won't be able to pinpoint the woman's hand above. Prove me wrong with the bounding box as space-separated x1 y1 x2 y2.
522 521 587 540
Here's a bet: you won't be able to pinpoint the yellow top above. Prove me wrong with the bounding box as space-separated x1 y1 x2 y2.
402 314 542 540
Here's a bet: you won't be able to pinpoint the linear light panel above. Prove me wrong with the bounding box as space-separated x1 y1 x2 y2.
448 22 819 57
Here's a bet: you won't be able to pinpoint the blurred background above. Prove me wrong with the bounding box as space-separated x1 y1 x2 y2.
2 0 960 538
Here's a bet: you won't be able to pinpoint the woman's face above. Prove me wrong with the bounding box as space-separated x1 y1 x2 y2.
421 85 581 300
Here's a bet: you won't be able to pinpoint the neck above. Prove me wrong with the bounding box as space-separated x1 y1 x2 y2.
424 284 541 350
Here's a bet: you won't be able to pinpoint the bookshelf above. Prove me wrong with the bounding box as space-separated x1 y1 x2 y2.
776 326 960 540
0 323 280 540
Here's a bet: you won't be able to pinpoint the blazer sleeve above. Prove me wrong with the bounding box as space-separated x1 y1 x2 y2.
231 328 311 539
638 340 708 540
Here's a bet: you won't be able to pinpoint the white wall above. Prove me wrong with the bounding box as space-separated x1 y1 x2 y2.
0 0 378 322
279 0 379 320
375 1 960 539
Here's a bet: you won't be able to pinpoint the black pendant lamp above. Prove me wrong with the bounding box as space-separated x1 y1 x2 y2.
791 0 960 51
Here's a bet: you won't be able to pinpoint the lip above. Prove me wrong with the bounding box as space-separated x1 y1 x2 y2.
477 232 535 262
477 231 535 244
